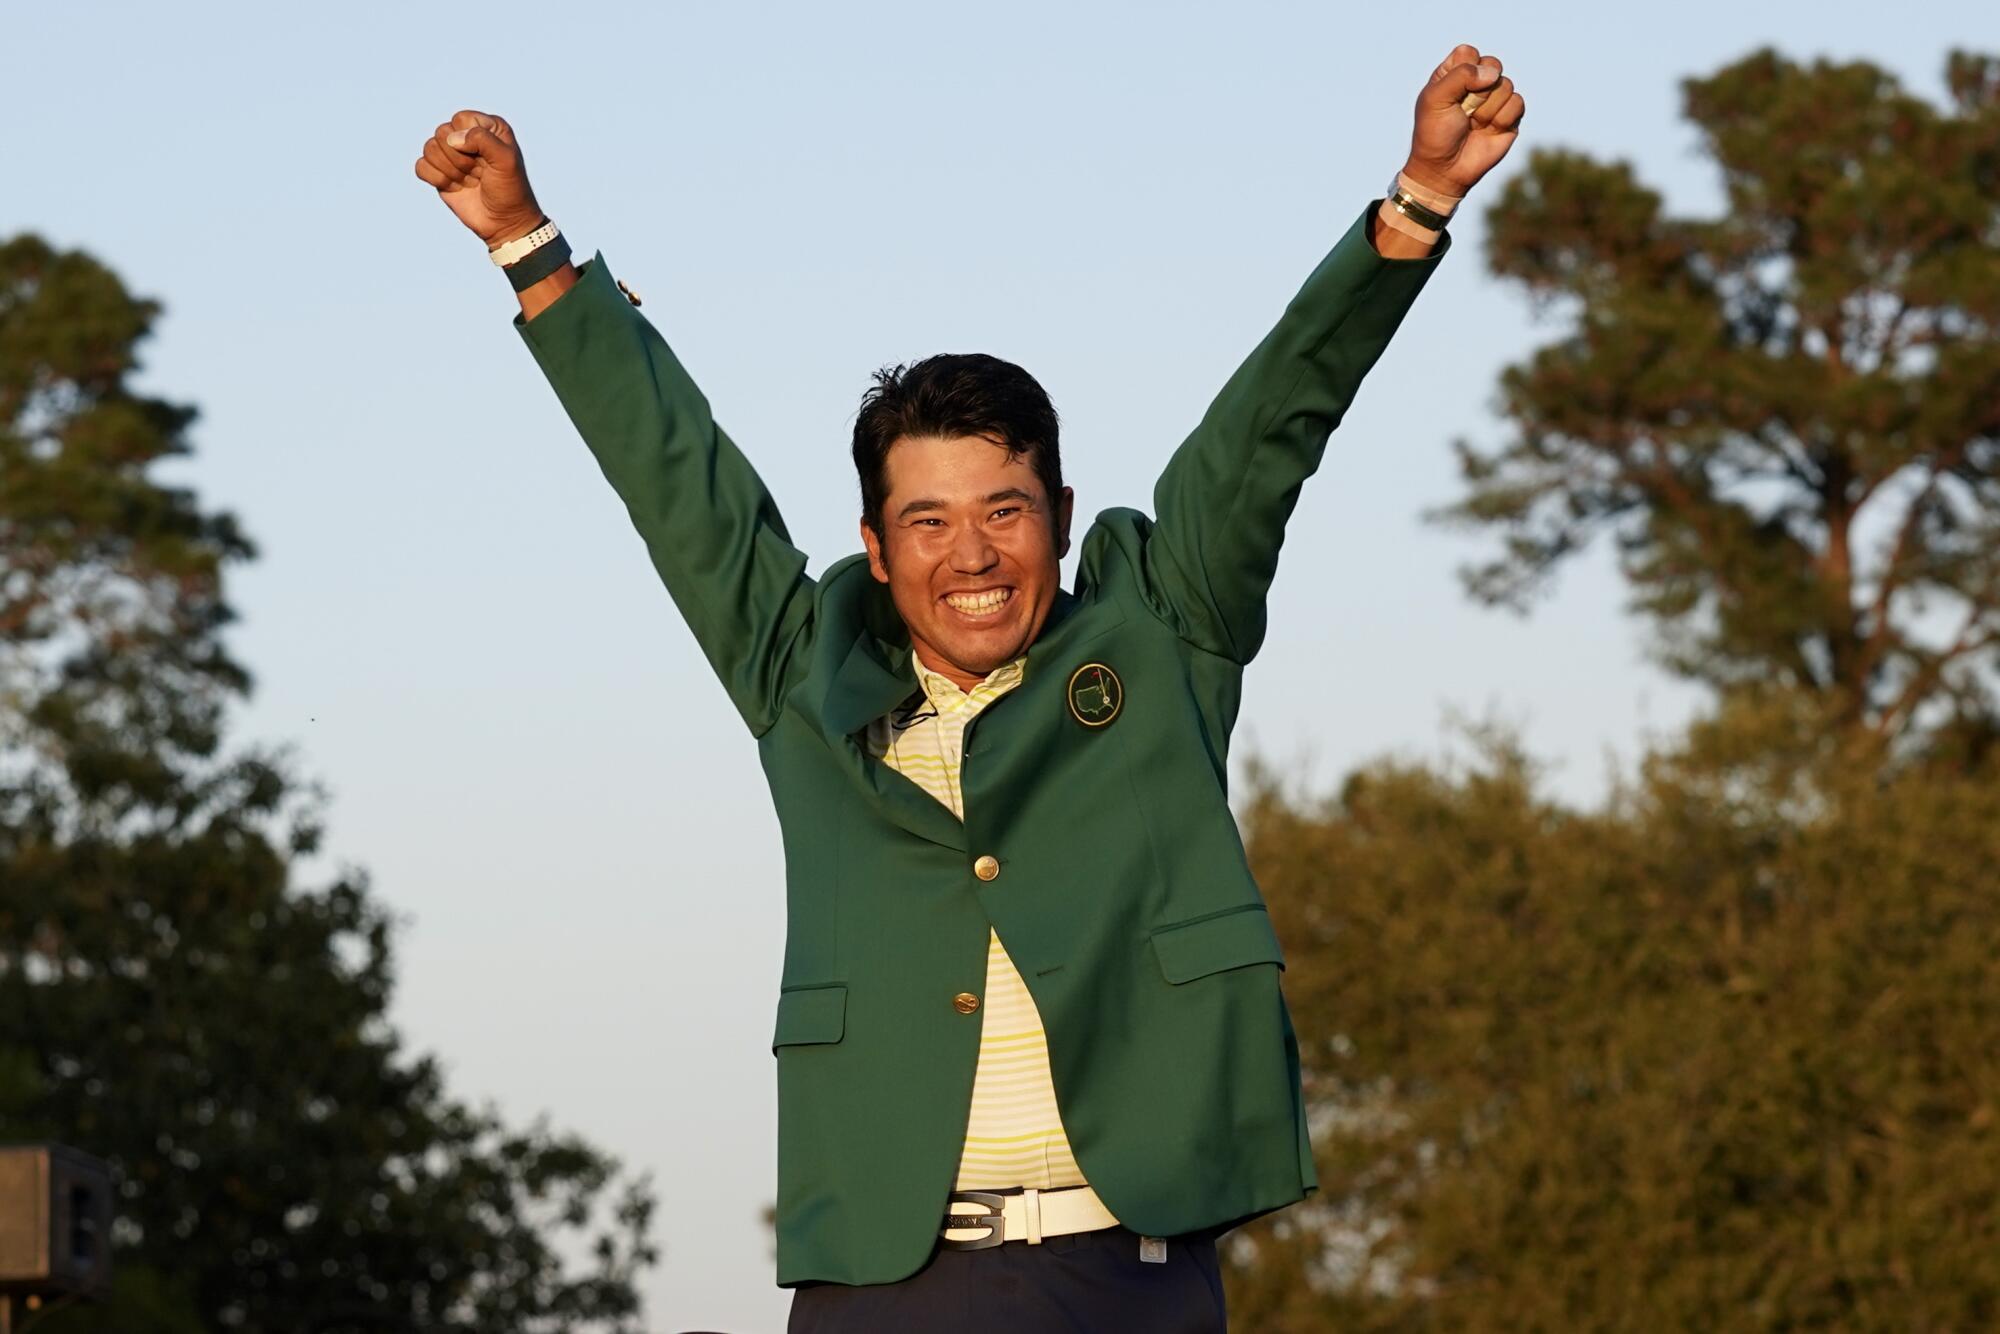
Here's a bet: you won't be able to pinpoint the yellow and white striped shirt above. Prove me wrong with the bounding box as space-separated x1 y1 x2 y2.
862 654 1088 1192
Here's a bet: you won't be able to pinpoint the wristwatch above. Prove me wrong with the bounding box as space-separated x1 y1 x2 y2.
1384 177 1452 234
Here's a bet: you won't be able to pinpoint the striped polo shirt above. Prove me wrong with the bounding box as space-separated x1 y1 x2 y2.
862 653 1088 1192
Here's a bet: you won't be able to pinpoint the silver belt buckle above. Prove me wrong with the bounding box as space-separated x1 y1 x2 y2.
940 1190 1007 1250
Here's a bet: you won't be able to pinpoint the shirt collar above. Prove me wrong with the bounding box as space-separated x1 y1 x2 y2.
912 652 1027 705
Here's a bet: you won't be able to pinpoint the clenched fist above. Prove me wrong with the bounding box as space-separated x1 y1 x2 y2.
414 111 546 248
1402 44 1526 197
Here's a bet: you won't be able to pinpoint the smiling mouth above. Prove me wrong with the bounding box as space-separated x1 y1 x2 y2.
941 587 1014 617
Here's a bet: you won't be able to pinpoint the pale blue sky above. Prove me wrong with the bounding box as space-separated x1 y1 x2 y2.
7 3 1982 1328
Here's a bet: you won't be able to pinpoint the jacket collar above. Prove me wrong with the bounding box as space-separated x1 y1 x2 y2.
810 562 1084 854
819 570 1079 739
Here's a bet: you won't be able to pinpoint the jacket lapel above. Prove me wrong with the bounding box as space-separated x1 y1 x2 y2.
817 620 970 853
806 565 1094 854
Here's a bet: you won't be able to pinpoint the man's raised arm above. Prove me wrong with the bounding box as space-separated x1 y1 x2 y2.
415 111 816 737
1141 44 1525 663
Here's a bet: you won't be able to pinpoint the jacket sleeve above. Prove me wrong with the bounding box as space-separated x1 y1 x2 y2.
1141 199 1450 664
516 254 816 736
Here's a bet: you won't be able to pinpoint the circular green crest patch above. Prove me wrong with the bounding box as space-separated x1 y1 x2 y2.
1066 662 1123 728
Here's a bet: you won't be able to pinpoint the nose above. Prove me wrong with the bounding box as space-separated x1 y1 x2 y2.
948 523 998 575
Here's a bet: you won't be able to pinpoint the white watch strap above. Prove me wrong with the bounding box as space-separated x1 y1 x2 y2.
489 219 559 267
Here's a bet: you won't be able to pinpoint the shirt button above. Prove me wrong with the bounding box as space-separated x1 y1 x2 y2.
973 855 1000 881
953 992 981 1014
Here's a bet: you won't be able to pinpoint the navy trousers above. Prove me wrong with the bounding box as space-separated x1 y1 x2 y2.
786 1223 1228 1333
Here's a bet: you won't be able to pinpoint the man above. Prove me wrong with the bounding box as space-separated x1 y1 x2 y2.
415 43 1522 1331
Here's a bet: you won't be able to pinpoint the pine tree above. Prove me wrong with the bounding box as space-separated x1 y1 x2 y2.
1438 47 2000 756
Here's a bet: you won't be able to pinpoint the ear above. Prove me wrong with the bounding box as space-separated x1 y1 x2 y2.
861 518 890 583
1055 485 1075 559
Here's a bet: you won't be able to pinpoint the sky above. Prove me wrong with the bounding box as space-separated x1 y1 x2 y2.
6 2 1986 1329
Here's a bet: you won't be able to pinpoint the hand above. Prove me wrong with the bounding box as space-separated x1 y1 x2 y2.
413 111 547 247
1401 44 1526 197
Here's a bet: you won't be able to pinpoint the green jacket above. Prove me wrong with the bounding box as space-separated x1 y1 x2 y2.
516 199 1448 1287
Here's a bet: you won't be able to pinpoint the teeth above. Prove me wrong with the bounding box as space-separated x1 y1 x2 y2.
944 588 1011 613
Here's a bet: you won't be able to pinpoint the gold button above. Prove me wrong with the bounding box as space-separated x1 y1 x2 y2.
953 992 981 1014
973 855 1000 881
616 278 643 307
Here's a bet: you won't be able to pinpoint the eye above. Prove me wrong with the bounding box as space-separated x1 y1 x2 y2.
991 507 1021 520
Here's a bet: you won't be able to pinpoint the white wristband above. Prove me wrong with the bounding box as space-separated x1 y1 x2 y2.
489 219 559 267
1376 200 1441 246
1389 171 1463 219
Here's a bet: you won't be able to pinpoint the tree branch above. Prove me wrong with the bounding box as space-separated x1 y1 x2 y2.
1857 442 1975 683
1875 607 2000 740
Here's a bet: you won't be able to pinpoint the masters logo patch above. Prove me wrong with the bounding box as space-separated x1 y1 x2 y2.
1066 662 1123 729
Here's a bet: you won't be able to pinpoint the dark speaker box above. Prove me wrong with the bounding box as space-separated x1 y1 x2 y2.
0 1145 114 1296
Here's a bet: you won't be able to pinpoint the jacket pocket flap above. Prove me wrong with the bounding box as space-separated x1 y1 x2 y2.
1150 907 1285 985
772 985 848 1051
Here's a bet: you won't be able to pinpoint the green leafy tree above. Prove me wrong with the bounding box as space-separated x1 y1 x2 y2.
1438 47 2000 756
1222 733 2000 1332
0 234 657 1331
1220 46 2000 1331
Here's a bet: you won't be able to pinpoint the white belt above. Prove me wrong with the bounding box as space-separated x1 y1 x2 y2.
940 1185 1121 1248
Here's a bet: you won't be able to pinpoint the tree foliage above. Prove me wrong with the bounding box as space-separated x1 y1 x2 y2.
1437 47 2000 753
1222 724 2000 1332
1221 47 2000 1331
0 235 657 1331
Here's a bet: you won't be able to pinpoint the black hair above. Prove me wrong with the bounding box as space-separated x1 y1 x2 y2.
851 353 1062 544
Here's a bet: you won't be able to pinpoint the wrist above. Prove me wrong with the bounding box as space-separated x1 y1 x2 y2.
1373 202 1440 257
517 261 579 323
1374 162 1465 254
1396 161 1465 208
496 223 570 288
486 210 549 250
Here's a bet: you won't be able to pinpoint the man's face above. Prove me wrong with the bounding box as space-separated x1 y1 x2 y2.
860 434 1074 692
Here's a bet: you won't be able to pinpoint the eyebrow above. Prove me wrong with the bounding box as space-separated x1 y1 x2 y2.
896 488 1038 521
